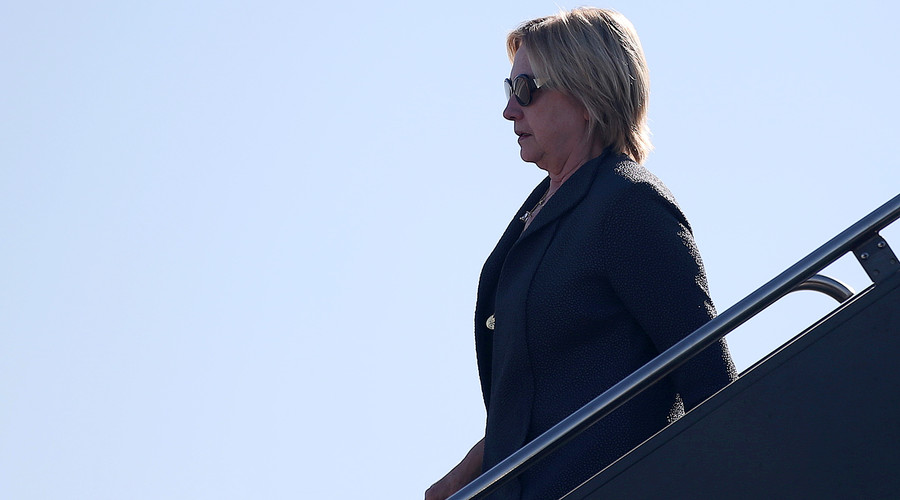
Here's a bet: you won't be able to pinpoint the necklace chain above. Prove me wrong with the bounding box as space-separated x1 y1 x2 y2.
519 190 550 224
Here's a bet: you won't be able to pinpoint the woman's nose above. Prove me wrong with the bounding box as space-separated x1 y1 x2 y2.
503 95 521 121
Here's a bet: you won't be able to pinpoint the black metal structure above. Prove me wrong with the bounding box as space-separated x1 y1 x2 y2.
565 269 900 499
449 193 900 500
791 274 854 303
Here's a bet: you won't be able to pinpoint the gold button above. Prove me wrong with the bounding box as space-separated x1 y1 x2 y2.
486 314 495 330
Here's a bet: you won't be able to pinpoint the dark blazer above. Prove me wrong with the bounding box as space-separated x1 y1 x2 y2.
475 151 737 499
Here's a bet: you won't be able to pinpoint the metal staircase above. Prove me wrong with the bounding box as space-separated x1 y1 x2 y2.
450 193 900 500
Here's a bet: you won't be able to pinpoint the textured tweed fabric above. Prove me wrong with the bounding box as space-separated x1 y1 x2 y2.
474 151 737 499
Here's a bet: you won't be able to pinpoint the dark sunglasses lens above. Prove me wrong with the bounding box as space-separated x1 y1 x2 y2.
504 79 513 101
513 76 531 106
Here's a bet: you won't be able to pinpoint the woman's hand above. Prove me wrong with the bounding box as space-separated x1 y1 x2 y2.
425 439 484 500
424 472 468 500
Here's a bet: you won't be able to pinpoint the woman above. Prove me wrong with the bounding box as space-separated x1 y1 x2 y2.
427 8 736 500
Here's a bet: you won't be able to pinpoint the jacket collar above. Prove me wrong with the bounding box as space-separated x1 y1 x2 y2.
518 149 613 240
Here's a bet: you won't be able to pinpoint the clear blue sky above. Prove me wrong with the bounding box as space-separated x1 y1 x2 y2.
2 1 898 498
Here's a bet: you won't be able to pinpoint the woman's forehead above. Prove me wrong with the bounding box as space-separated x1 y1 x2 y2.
510 47 532 76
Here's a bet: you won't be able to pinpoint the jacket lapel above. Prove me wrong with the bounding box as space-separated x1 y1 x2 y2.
516 151 610 242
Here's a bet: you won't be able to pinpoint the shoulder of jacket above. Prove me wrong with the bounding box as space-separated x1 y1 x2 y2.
605 158 679 208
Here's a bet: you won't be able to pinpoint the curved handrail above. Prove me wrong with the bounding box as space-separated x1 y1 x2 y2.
449 192 900 500
793 274 855 303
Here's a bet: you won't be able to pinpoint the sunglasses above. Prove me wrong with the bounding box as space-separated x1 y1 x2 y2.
504 74 548 106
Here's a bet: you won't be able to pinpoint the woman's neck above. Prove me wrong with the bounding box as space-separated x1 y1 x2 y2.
546 142 606 194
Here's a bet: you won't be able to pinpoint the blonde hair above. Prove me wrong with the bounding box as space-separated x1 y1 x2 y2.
507 8 652 163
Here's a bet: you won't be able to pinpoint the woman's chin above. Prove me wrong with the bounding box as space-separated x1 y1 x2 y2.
518 148 542 166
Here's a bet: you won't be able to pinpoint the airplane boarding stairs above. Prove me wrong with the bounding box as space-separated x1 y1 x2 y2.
564 258 900 499
449 193 900 500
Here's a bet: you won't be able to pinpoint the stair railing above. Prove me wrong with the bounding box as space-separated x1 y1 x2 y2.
449 192 900 500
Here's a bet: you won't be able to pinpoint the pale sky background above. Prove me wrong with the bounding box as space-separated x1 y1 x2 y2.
2 1 899 499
